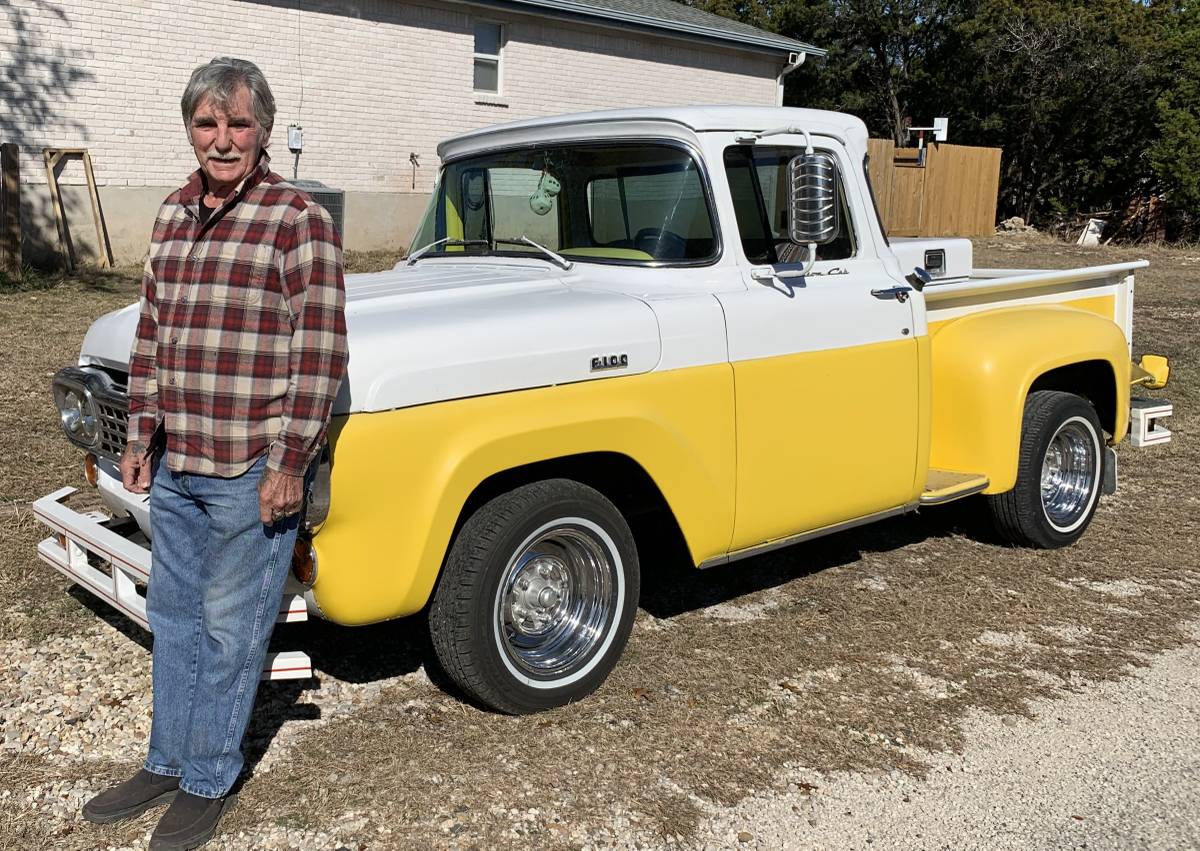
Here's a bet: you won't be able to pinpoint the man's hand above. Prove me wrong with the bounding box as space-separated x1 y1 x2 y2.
258 468 304 525
120 442 153 494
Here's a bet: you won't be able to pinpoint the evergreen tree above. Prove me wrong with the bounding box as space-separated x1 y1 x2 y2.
680 0 1200 236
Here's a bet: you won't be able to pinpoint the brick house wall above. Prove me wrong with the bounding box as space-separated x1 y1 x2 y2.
1 0 782 261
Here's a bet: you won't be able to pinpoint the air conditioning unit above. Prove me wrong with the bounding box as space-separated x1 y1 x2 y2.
292 179 345 238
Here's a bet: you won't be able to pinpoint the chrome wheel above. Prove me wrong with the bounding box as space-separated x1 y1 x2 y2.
988 391 1105 549
431 479 640 713
494 519 621 681
1040 416 1100 532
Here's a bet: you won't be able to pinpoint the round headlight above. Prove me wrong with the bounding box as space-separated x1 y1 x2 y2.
54 385 99 447
61 391 81 429
78 410 99 443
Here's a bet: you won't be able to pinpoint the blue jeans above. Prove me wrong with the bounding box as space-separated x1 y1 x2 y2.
143 450 301 798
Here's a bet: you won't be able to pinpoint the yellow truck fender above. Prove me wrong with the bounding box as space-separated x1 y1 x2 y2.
928 306 1130 494
310 366 735 625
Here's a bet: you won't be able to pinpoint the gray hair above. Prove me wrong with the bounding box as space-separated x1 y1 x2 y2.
181 57 276 139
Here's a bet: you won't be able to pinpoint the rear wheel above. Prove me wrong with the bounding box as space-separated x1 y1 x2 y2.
429 479 640 714
988 390 1104 548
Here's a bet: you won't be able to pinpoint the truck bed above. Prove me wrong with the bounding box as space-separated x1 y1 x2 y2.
923 260 1147 351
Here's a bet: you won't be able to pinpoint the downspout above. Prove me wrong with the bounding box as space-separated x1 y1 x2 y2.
776 51 805 107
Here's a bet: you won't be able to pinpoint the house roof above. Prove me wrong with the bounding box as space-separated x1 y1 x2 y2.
475 0 824 56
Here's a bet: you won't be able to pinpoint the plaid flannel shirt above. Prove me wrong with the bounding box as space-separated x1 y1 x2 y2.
127 154 348 478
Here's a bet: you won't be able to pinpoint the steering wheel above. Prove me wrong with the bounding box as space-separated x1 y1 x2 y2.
633 228 689 259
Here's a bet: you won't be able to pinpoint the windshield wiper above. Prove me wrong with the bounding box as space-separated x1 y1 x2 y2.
493 236 574 271
405 238 489 266
406 235 574 271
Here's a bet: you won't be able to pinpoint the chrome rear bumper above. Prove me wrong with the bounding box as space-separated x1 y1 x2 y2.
1130 398 1173 448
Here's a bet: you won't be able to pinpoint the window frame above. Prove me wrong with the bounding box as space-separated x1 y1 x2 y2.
472 21 504 94
722 143 859 267
862 153 890 246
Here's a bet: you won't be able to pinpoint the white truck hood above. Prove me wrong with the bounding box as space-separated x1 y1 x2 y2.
78 261 663 414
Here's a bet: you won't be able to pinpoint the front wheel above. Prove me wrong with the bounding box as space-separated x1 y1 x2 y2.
988 390 1105 548
429 479 640 714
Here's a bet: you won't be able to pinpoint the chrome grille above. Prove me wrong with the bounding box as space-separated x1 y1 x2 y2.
93 391 129 460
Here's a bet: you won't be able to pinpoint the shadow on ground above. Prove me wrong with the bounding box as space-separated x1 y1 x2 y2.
636 496 986 620
0 264 141 295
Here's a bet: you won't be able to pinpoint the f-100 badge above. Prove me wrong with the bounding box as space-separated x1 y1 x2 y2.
591 353 629 371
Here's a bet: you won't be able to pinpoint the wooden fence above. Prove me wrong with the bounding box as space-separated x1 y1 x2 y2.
866 139 1002 237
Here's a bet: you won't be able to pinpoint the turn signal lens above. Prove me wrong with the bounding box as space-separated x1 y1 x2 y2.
56 533 68 550
291 538 317 585
84 453 99 487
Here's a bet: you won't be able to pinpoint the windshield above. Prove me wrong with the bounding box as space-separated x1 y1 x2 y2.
410 143 718 265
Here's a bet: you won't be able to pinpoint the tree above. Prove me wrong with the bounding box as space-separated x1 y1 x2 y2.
947 0 1163 223
1148 2 1200 230
680 0 1199 235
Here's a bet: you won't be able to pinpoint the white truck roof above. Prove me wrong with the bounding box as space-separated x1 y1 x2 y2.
437 105 871 161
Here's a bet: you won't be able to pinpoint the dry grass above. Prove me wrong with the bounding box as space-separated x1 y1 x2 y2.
1 237 1197 848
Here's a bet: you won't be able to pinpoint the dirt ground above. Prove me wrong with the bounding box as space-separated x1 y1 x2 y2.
0 234 1196 849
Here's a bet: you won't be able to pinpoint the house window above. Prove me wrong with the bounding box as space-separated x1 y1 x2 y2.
473 22 503 93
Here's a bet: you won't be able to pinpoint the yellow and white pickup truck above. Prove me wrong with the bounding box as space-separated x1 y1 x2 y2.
37 106 1173 714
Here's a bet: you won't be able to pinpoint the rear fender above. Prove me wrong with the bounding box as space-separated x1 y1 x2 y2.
929 306 1130 493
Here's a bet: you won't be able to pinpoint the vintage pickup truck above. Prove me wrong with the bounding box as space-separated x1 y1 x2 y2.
36 106 1173 714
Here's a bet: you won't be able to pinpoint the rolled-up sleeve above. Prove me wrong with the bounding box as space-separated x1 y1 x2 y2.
126 258 160 448
267 204 348 477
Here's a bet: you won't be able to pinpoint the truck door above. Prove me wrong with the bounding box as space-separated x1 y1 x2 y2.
716 141 920 552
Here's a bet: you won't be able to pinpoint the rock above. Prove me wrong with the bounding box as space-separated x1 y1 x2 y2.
737 830 754 843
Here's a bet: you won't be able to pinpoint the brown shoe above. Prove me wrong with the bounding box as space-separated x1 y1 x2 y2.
149 790 236 850
82 769 179 824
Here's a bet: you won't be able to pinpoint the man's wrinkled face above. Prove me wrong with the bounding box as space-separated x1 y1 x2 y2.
188 85 268 194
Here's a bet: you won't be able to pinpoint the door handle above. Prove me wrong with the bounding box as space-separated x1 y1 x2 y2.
871 286 912 303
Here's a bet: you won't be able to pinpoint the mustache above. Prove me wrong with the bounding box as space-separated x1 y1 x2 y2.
202 149 243 162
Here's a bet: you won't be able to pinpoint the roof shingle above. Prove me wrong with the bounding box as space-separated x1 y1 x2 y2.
488 0 823 55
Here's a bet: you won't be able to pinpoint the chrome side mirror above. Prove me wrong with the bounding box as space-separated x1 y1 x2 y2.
786 152 840 245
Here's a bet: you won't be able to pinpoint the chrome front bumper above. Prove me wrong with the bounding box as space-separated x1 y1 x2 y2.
33 486 312 680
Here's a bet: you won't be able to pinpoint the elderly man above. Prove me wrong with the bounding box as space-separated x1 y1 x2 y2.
82 57 347 849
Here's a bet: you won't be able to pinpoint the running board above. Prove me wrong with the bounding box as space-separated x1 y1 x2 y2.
33 487 311 680
699 504 916 569
921 470 989 506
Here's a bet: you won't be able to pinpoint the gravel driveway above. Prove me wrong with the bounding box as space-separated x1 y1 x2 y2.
697 625 1200 850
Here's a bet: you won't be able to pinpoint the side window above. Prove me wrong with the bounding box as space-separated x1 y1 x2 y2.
722 145 856 264
473 22 503 93
585 166 716 260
